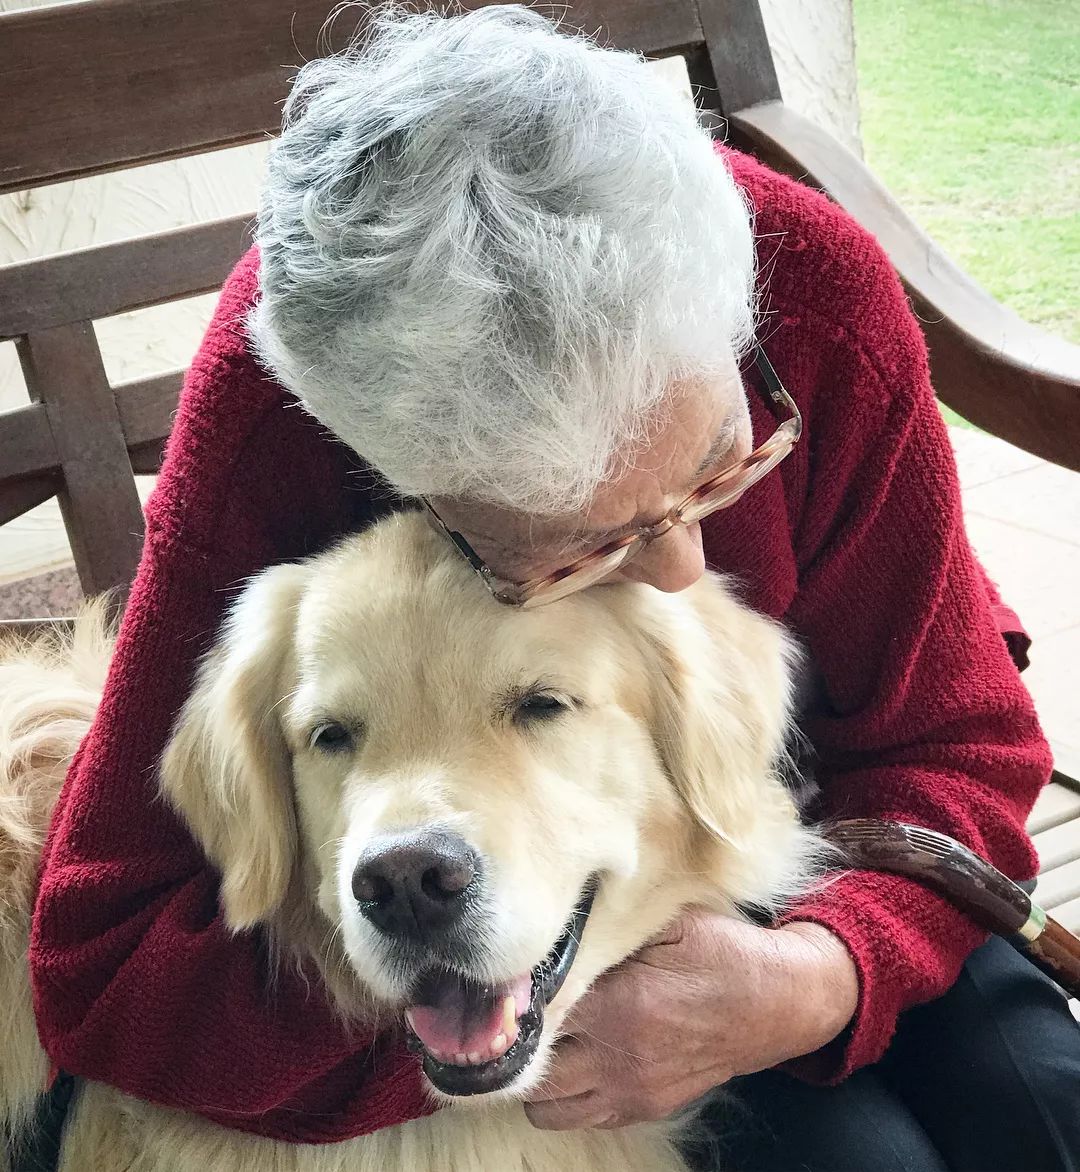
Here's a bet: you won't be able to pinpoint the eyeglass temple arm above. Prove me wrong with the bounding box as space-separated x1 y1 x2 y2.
751 345 788 414
420 499 490 577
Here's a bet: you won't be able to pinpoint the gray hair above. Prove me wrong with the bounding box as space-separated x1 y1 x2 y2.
249 4 756 515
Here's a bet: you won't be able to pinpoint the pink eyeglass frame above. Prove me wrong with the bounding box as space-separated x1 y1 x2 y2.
423 345 802 609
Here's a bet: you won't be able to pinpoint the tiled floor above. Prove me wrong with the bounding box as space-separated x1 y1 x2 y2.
949 426 1080 932
950 427 1080 759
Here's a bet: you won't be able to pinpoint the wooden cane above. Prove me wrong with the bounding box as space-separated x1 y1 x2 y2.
826 819 1080 999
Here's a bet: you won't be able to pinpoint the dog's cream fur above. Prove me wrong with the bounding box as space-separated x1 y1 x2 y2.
0 512 824 1171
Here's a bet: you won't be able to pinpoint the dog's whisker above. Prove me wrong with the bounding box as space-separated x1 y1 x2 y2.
572 1025 653 1065
538 1074 576 1097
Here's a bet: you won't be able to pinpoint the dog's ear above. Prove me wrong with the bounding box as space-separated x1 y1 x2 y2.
160 562 310 931
639 580 797 851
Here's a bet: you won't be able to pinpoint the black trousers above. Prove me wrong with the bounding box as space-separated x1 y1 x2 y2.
687 936 1080 1172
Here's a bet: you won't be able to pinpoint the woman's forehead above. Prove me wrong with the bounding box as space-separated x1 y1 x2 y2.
444 383 744 571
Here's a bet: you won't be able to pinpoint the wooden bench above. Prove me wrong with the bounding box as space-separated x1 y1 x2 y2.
1030 746 1080 931
1 0 1078 867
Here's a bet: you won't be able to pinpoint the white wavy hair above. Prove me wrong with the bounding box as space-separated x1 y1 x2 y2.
249 4 756 515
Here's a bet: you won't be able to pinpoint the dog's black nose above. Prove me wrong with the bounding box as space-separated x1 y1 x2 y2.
352 830 478 941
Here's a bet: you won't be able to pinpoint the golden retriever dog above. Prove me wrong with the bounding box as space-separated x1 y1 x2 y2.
0 510 824 1172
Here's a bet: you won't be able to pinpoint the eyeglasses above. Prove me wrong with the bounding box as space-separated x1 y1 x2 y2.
423 345 801 609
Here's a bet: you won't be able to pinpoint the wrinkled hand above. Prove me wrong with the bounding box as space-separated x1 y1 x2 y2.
524 910 858 1131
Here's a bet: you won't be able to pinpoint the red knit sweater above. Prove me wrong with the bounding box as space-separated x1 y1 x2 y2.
29 147 1051 1142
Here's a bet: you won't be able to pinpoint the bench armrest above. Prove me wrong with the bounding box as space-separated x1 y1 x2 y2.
728 101 1080 474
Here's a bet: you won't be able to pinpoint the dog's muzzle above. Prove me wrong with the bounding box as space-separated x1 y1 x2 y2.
403 880 599 1096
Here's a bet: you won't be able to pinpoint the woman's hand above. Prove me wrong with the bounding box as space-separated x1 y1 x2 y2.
524 910 858 1130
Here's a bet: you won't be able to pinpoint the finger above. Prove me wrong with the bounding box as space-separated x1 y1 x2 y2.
524 1089 609 1131
592 1114 627 1130
552 997 602 1040
552 976 631 1039
527 1038 596 1102
642 914 686 948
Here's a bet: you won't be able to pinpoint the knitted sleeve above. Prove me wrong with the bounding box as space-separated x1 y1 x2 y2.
28 252 433 1142
776 244 1053 1082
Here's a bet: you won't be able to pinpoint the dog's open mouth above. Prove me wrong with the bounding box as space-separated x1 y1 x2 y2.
403 881 598 1096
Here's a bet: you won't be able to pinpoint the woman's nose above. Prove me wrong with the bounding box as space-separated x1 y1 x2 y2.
619 523 705 593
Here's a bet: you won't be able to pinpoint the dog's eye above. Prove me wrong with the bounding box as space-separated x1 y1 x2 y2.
309 722 353 753
513 693 571 724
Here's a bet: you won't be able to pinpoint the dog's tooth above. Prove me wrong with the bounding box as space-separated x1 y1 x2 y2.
490 1032 507 1057
455 1052 469 1065
467 1050 483 1065
502 994 516 1036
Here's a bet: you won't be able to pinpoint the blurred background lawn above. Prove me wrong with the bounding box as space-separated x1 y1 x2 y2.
853 0 1079 427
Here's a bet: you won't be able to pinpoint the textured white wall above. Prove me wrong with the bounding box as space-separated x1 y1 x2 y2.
0 0 859 582
761 0 862 157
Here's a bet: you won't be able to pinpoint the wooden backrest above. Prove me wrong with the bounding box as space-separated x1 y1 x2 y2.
2 0 1077 614
0 0 776 604
1 0 775 193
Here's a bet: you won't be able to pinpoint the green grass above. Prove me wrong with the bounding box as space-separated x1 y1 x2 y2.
853 0 1079 427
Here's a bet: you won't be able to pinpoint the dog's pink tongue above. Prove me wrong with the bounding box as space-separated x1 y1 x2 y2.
406 972 532 1063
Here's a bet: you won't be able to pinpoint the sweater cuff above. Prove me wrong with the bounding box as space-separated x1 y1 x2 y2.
776 868 988 1084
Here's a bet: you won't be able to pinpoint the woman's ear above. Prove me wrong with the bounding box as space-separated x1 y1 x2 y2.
159 562 310 931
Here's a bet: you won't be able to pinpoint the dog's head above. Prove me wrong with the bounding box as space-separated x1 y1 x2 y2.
160 511 816 1100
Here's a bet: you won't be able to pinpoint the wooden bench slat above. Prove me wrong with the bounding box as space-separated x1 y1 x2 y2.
0 218 252 340
0 375 178 517
0 616 75 642
115 372 184 451
0 401 59 482
128 443 168 478
1027 783 1080 836
17 324 145 598
0 474 60 528
729 101 1080 474
0 0 704 196
697 0 780 115
1034 817 1080 874
1035 857 1080 910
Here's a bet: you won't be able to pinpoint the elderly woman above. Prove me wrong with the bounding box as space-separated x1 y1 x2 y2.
28 7 1079 1171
